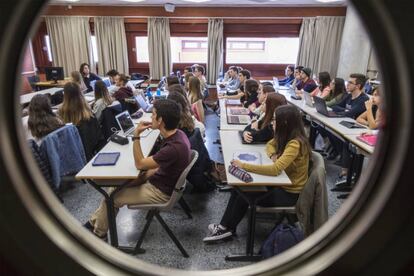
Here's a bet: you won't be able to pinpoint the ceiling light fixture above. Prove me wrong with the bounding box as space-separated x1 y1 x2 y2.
181 0 211 3
121 0 146 3
316 0 344 3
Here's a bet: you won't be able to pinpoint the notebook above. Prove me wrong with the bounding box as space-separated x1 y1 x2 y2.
233 151 261 165
115 111 135 136
227 115 250 125
228 107 249 115
357 134 377 146
92 152 120 166
225 99 242 106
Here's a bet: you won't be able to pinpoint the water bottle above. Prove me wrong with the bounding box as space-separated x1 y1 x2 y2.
156 88 161 96
176 70 181 79
146 87 152 101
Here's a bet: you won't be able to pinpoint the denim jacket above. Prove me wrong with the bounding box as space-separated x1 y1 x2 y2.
40 125 86 188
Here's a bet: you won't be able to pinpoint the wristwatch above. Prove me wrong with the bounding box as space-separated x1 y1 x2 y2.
132 136 141 141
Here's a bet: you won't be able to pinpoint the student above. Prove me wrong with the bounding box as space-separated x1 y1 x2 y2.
356 86 382 129
291 65 304 90
80 63 101 92
242 93 288 144
166 76 180 90
311 71 331 98
184 72 193 91
58 82 104 160
331 73 369 119
249 84 276 119
204 105 311 242
188 77 205 123
193 65 207 93
278 65 295 86
70 71 87 92
325 78 347 107
92 80 113 121
222 66 240 91
237 69 251 93
167 92 195 136
84 99 191 240
295 67 317 97
27 94 64 140
106 69 119 85
241 79 260 108
112 74 133 102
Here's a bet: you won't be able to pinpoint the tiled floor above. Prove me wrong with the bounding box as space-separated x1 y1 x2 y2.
62 107 347 271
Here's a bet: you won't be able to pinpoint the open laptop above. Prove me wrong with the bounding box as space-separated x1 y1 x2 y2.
227 115 250 125
102 77 111 87
135 94 153 113
115 111 135 136
303 91 314 107
90 80 97 91
273 77 280 89
313 96 345 118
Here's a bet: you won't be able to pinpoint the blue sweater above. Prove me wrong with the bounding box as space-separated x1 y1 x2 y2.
279 75 295 86
332 92 369 119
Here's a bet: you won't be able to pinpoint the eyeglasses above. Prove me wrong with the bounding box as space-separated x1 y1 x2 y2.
348 81 357 85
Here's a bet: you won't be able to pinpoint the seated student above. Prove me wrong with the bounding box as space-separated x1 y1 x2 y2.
112 74 133 102
28 94 64 141
291 65 304 90
221 66 240 91
70 71 87 92
188 77 205 123
80 63 101 92
242 93 288 144
92 80 113 122
165 76 180 90
84 99 191 239
237 69 251 93
241 79 260 108
193 65 207 92
106 69 119 85
325 78 347 107
278 65 295 86
204 105 311 242
249 84 276 119
295 67 317 97
310 71 331 98
169 84 205 137
58 82 104 161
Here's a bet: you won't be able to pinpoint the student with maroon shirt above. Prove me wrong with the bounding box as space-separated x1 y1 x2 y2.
295 67 317 98
112 74 133 101
84 99 192 240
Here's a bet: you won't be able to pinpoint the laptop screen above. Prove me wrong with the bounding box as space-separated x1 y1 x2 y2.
135 94 149 110
115 111 135 135
90 80 97 91
103 78 111 87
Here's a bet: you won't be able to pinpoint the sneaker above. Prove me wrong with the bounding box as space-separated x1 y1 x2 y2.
203 225 233 242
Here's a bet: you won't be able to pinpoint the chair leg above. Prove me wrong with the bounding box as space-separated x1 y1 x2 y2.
133 210 155 254
155 213 189 258
178 197 192 219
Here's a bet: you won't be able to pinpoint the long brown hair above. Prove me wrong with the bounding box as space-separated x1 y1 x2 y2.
167 92 195 132
244 79 259 98
28 94 63 139
94 80 113 105
188 77 202 103
59 82 92 125
274 105 311 158
261 93 287 129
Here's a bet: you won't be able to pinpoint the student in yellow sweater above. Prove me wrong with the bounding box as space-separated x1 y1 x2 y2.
203 105 311 242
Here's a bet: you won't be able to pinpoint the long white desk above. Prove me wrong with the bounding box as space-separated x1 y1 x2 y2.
343 134 375 155
219 99 250 131
20 87 63 105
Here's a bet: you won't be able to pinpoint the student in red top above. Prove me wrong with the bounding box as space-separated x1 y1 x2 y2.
112 74 133 101
84 99 192 240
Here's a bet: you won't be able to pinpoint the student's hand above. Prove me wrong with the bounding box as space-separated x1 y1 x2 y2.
365 98 373 110
231 159 243 168
135 121 152 135
248 103 256 112
243 131 253 143
218 94 227 99
270 153 278 162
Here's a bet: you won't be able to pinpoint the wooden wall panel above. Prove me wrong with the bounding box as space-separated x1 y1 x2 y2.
20 44 36 94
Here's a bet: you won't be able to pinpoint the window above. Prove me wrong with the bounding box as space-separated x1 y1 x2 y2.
91 35 98 63
44 35 52 62
226 37 299 64
171 37 207 63
135 36 149 63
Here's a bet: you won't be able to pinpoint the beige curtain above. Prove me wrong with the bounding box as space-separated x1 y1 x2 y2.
45 16 93 76
297 16 345 77
148 17 171 80
94 17 129 75
207 18 223 85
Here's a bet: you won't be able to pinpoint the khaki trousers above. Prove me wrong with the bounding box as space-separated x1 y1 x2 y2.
90 182 170 237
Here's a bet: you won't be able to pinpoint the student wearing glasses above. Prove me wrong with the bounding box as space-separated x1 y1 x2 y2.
204 105 311 242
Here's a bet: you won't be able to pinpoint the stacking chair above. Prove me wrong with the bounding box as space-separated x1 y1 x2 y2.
256 151 327 237
127 150 198 257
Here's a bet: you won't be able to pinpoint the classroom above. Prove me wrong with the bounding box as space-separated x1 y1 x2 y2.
18 0 382 272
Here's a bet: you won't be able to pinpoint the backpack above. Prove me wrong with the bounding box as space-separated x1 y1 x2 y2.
260 222 304 259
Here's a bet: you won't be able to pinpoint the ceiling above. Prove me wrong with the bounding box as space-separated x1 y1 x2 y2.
51 0 347 7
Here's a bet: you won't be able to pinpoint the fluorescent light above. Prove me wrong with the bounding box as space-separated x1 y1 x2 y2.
54 0 80 2
181 0 211 3
316 0 344 3
121 0 146 2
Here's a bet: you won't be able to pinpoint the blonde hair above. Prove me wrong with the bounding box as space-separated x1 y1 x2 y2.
59 82 92 125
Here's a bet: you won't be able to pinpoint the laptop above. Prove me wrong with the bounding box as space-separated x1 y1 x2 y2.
102 77 111 87
313 96 345 118
135 94 153 113
115 111 135 136
303 91 314 107
227 115 250 125
273 77 280 89
90 80 97 91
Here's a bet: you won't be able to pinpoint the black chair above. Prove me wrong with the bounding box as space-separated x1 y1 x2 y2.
100 104 122 140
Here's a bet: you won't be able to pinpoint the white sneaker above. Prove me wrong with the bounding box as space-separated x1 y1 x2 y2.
203 225 233 242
